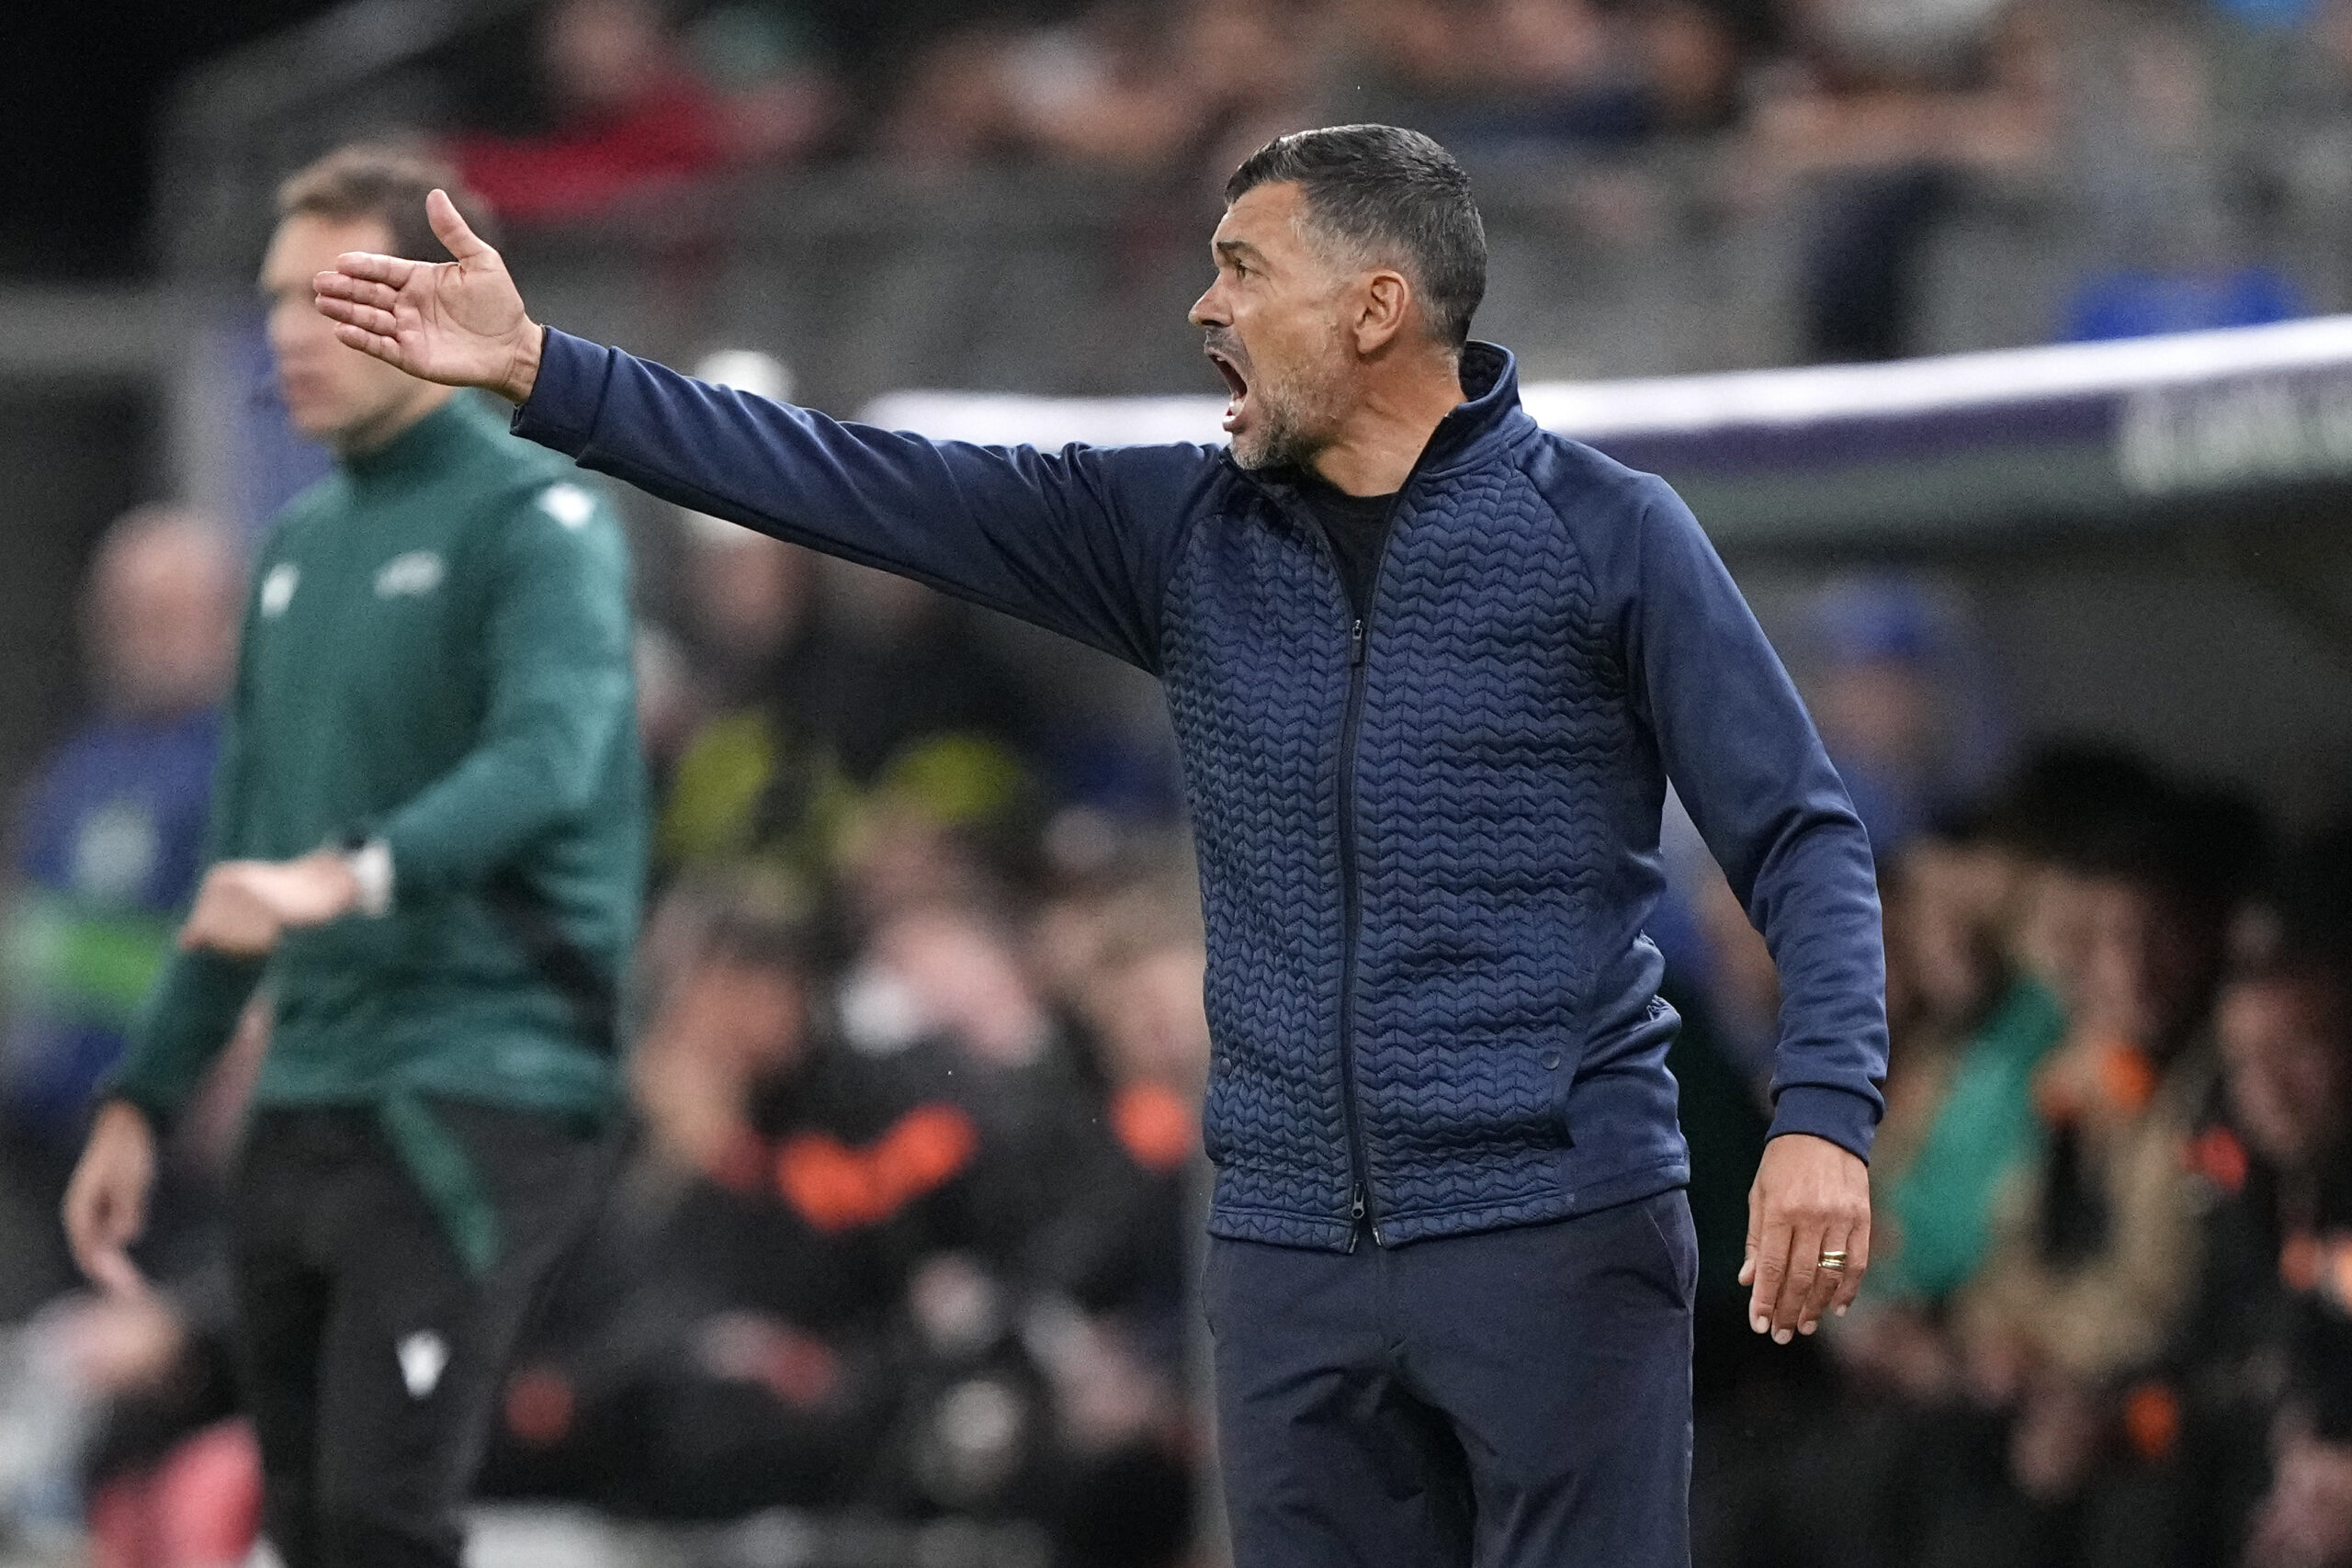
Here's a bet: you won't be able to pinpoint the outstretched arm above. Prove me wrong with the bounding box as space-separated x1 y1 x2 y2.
314 194 1209 672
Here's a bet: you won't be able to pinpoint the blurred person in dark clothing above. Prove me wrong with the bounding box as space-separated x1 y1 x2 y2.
1629 0 1749 134
0 510 239 1316
845 902 1097 1262
2155 924 2352 1568
657 533 1056 894
833 896 1213 1539
653 520 827 878
1005 928 1210 1568
1801 575 2007 859
1737 0 2055 360
485 900 945 1516
1046 933 1209 1321
2236 822 2352 1568
1945 784 2267 1564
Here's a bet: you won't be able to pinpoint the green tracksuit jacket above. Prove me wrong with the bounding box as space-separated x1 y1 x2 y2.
110 395 644 1264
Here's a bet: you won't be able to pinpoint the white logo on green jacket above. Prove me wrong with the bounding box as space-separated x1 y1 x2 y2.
375 551 446 598
538 483 595 529
260 562 299 617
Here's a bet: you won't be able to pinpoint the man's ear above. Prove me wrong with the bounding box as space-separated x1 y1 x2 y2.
1353 269 1412 355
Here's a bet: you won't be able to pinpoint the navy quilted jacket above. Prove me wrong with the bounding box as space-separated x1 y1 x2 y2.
517 331 1888 1251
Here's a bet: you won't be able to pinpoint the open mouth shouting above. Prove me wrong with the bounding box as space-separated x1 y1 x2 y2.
1205 336 1252 435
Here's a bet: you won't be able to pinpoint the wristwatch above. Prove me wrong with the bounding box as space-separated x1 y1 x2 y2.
334 830 395 918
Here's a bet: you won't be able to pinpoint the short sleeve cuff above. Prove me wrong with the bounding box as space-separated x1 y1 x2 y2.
1766 1084 1880 1166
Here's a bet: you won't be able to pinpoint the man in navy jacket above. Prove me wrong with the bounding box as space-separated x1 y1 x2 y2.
318 125 1887 1567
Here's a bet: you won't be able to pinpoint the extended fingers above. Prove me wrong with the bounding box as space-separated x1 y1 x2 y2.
315 294 401 338
333 323 410 366
327 249 417 287
314 270 401 311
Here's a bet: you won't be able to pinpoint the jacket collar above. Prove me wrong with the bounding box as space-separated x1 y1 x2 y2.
1421 341 1522 476
1233 340 1528 507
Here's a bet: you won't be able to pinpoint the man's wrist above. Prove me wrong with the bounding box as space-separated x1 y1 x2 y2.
503 322 546 405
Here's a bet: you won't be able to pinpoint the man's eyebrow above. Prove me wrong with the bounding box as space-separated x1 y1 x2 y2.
1214 238 1267 264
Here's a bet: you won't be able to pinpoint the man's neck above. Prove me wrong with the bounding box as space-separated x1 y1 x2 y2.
1308 354 1468 498
332 384 459 461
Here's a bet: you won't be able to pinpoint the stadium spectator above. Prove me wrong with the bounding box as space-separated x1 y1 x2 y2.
1737 0 2056 359
0 1004 266 1567
880 0 1323 179
1933 784 2264 1559
1348 0 1670 152
456 0 836 223
2054 0 2306 341
651 518 827 880
2156 918 2352 1565
0 509 239 1318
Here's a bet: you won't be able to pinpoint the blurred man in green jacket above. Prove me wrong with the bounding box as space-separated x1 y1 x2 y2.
61 146 643 1568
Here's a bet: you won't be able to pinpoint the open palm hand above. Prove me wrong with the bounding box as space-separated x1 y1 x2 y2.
311 189 544 401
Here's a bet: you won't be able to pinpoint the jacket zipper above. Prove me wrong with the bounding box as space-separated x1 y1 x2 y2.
1335 601 1378 1248
1317 491 1409 1251
1256 415 1460 1251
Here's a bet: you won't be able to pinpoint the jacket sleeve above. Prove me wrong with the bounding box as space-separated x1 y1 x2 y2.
511 328 1212 674
107 603 266 1125
1622 478 1888 1162
374 480 637 898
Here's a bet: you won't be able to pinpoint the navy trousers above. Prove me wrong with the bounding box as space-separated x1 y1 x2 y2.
1207 1188 1697 1568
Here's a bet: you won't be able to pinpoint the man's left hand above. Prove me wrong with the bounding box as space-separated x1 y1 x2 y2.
1739 1132 1870 1343
179 852 362 958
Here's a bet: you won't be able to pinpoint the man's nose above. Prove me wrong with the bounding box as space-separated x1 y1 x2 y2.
1188 282 1224 329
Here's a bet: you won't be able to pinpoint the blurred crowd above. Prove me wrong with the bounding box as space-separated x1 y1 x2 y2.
5 484 2351 1568
1694 741 2352 1568
435 0 2352 357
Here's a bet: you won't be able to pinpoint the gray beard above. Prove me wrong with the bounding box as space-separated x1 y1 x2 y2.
1231 413 1321 471
1230 366 1342 472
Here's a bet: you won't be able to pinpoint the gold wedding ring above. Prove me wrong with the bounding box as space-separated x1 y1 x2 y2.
1817 1250 1849 1270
